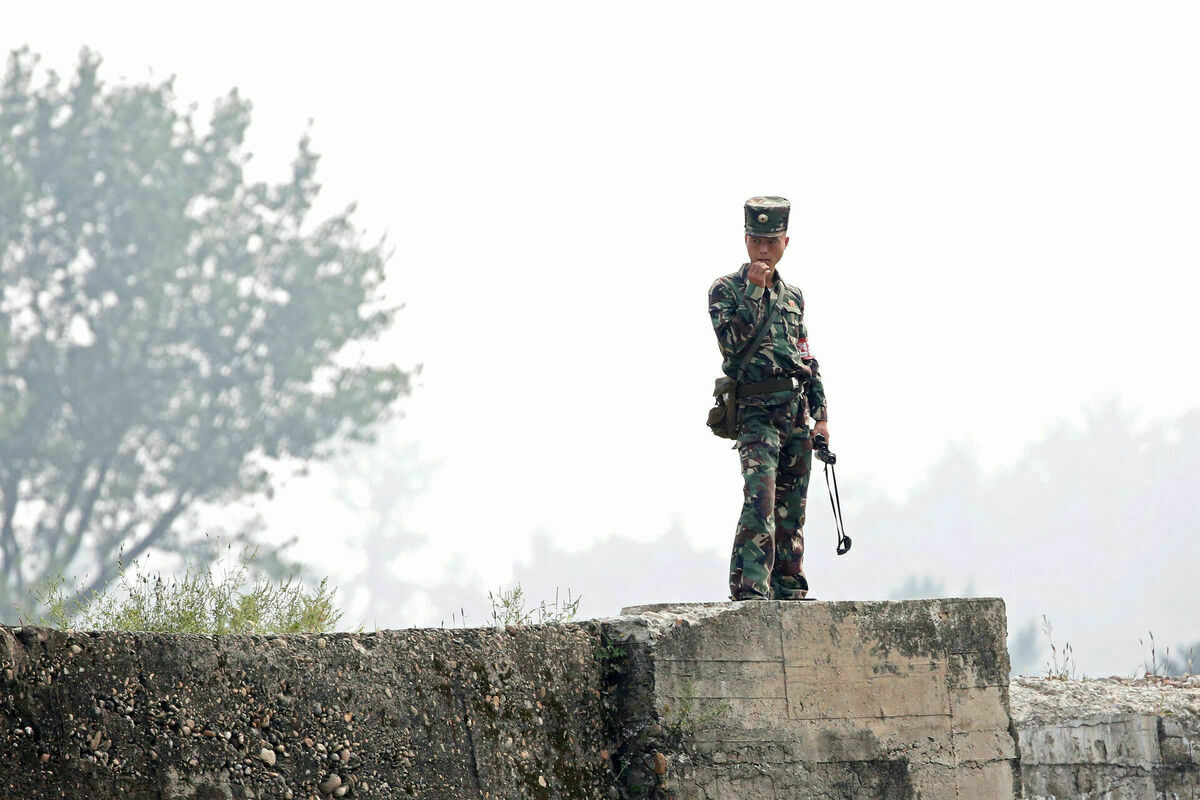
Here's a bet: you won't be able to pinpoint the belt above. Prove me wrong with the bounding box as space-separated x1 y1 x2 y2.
736 376 803 399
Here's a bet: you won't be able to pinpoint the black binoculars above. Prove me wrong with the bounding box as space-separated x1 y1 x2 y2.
813 432 836 465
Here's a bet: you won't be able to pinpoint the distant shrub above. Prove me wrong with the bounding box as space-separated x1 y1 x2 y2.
25 546 342 634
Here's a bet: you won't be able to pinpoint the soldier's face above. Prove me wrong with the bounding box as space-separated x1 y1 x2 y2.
745 234 789 267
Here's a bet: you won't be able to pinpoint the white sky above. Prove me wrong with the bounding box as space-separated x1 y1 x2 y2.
8 1 1200 672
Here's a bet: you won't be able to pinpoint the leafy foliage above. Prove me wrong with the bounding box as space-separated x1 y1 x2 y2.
0 48 407 617
27 544 342 634
595 634 628 676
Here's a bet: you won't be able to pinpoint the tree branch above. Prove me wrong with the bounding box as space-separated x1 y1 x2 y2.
0 472 26 598
47 455 91 565
43 454 114 583
69 455 113 549
72 492 190 606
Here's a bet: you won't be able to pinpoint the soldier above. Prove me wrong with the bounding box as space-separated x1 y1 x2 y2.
708 196 830 601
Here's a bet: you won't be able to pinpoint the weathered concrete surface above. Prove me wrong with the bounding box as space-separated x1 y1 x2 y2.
1012 677 1200 799
0 624 616 799
0 599 1021 799
607 598 1020 800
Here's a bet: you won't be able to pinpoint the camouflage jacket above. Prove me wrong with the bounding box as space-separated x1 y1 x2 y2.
708 264 828 419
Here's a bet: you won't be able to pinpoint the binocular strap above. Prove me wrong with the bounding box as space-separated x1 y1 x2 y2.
823 460 852 555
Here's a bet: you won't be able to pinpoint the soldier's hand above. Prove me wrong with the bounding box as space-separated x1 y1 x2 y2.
748 261 773 287
813 420 830 446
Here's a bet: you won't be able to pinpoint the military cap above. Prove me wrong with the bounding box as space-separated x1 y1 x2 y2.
744 196 790 238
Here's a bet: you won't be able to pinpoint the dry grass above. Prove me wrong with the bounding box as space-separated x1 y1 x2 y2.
24 545 342 634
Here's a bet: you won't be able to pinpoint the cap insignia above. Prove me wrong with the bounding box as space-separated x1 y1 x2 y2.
757 213 768 223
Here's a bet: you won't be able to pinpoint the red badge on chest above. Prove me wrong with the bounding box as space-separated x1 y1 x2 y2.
797 338 812 359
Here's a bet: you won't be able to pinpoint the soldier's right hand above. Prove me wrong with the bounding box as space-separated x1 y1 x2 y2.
748 261 773 287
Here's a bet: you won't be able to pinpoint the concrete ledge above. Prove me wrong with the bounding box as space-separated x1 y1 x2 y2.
605 598 1021 800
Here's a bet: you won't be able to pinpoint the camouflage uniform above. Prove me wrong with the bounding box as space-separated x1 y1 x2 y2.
709 198 828 601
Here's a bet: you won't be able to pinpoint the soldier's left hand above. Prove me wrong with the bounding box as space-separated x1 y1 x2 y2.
813 420 830 445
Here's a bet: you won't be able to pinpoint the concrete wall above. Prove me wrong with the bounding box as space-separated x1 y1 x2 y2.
1018 715 1200 799
1011 674 1200 800
612 599 1020 800
0 623 615 800
0 598 1020 800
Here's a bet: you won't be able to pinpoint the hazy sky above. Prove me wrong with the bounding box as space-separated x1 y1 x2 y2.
8 2 1200 673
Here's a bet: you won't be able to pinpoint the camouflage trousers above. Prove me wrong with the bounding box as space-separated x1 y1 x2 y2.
729 394 812 600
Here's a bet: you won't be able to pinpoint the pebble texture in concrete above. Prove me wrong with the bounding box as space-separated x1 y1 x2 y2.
612 599 1021 800
0 623 615 799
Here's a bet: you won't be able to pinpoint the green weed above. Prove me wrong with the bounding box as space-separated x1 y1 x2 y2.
23 545 341 634
595 635 627 676
661 678 731 738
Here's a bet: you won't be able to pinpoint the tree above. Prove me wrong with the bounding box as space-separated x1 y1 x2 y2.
0 48 408 619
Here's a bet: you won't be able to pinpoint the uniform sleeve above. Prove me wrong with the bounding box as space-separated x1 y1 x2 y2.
805 358 828 422
797 311 828 421
708 277 766 366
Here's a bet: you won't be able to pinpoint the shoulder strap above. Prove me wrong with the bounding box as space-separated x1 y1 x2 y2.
730 277 787 380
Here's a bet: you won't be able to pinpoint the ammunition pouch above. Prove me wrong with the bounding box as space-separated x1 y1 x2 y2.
706 377 739 439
